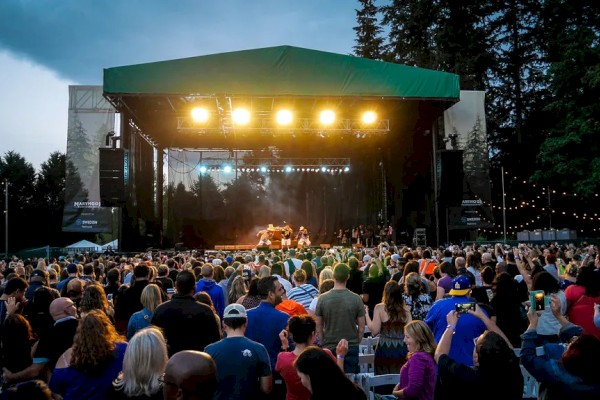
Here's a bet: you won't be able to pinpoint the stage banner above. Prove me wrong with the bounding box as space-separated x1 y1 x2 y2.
443 91 493 229
62 86 114 233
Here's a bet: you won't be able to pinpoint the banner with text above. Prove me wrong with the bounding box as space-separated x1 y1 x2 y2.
62 86 115 233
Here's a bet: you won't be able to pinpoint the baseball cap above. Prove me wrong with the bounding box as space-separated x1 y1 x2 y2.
449 275 472 296
31 269 48 279
223 304 247 319
391 254 400 262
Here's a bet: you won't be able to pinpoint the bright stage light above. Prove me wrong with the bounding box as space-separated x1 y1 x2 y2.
191 107 209 123
260 166 267 173
285 166 292 173
232 108 251 125
199 166 207 174
276 110 293 126
321 166 327 172
320 110 335 125
362 111 377 124
344 166 350 172
223 165 233 173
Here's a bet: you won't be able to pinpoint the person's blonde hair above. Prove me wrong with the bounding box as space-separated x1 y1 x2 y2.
113 327 167 397
318 268 333 283
141 284 162 313
293 269 307 283
404 320 436 355
229 276 247 305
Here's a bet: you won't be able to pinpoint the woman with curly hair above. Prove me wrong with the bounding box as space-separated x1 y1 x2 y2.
49 310 127 400
365 280 411 374
110 327 167 399
80 283 113 321
228 275 247 305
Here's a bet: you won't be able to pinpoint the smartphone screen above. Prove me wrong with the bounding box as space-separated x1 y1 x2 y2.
107 293 113 301
455 302 476 314
531 290 545 311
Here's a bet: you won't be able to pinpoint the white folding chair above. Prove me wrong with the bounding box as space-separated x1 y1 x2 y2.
365 373 400 400
514 346 544 399
358 353 375 374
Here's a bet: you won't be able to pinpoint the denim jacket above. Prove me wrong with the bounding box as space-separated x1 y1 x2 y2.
127 308 153 340
520 322 600 400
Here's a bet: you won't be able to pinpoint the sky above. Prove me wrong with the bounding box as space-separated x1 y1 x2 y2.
0 0 359 170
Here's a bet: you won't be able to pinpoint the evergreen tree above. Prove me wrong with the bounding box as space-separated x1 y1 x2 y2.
353 0 385 60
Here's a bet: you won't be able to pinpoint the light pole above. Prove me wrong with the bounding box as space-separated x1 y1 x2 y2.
3 180 8 258
501 167 507 243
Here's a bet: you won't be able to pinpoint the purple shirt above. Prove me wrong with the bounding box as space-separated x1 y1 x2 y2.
399 352 436 400
438 275 453 294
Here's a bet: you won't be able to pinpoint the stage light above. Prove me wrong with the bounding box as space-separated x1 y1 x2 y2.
276 110 293 126
199 166 207 174
344 166 350 172
285 166 292 173
260 166 267 173
191 107 210 123
223 165 233 173
320 110 335 125
362 111 377 124
232 108 251 125
321 166 327 172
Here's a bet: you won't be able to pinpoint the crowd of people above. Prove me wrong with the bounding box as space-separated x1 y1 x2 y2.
0 240 599 399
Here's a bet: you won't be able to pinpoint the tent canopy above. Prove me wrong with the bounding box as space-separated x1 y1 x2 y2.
104 45 459 100
66 240 101 251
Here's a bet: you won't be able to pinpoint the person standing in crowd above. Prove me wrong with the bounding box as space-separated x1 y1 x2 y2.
362 262 386 319
110 327 167 400
127 284 162 340
0 277 29 330
271 263 292 293
435 305 522 400
0 314 35 389
346 256 364 296
287 270 318 310
402 272 432 321
521 295 600 399
365 280 411 375
424 275 487 367
205 304 272 400
49 311 127 400
56 264 78 294
151 271 221 356
564 263 600 338
277 315 346 400
115 264 151 333
294 347 366 400
162 350 217 400
195 264 225 319
315 263 365 374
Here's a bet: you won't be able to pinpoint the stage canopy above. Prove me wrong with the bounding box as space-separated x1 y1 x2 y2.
104 45 459 99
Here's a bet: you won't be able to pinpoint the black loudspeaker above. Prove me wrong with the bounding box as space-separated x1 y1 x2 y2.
99 148 128 207
439 150 464 208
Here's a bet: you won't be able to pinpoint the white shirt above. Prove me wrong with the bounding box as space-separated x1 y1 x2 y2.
272 274 292 293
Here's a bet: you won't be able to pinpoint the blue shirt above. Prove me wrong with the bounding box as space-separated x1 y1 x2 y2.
424 296 487 366
205 336 271 400
127 308 153 340
245 302 289 371
49 342 127 400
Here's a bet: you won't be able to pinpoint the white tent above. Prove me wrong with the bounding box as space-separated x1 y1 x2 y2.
65 240 102 252
102 239 118 251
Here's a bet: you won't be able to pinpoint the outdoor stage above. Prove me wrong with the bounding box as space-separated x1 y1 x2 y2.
97 45 462 251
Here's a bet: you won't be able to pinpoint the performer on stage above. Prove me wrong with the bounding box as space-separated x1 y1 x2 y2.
256 228 272 247
281 225 293 250
296 226 311 249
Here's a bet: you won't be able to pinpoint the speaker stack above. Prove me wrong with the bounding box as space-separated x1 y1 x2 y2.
99 148 128 207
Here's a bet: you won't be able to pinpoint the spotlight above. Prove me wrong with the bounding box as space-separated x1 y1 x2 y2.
260 166 267 173
319 110 335 125
321 166 327 172
199 166 207 174
362 111 377 124
344 166 350 172
232 108 250 125
276 110 293 126
285 166 292 173
191 107 210 123
223 165 232 173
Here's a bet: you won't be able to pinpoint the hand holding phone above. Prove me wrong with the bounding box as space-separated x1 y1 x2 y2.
455 302 476 314
530 290 546 312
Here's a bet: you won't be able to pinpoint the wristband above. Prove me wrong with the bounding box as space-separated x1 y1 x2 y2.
336 354 345 359
446 324 456 331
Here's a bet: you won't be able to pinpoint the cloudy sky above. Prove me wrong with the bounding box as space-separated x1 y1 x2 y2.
0 0 359 170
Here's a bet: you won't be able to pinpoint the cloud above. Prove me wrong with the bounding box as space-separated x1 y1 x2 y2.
0 50 73 169
0 0 357 83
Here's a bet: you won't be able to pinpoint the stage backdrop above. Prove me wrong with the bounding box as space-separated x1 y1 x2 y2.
62 86 114 233
443 90 493 229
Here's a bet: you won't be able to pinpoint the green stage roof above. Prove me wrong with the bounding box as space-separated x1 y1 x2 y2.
104 46 459 100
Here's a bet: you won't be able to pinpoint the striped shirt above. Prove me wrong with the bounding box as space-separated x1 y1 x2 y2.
287 284 318 310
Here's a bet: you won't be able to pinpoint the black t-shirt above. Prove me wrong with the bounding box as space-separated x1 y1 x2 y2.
34 317 79 370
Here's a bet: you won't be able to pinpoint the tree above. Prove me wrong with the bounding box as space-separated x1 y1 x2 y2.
353 0 385 60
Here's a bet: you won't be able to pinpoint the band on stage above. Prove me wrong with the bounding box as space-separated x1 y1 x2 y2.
256 224 309 249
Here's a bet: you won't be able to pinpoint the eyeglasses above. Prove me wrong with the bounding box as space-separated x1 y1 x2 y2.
157 373 178 388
